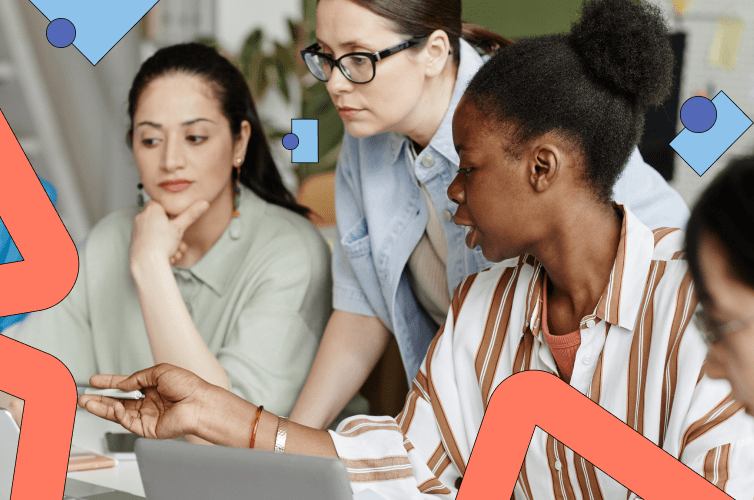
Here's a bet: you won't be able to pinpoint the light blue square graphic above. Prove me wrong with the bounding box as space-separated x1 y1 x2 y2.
291 119 319 163
31 0 159 65
670 91 752 176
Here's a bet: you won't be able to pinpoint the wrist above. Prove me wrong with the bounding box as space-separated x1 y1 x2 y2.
130 251 171 281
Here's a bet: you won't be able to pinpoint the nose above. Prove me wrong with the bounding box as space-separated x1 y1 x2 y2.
325 64 355 95
162 134 185 172
447 172 466 205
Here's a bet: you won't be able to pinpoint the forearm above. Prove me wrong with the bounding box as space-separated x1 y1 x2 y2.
131 255 229 390
199 385 337 457
288 310 391 429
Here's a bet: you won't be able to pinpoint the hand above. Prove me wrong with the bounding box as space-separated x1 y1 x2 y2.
129 200 209 269
77 364 210 440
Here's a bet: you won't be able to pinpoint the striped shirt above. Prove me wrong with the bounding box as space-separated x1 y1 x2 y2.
329 205 754 499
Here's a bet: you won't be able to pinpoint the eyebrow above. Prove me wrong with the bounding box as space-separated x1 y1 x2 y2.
316 38 372 52
135 118 215 128
454 144 463 154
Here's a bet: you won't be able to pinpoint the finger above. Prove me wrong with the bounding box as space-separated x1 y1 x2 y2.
169 257 176 265
115 364 175 392
112 401 144 436
178 241 188 253
82 399 120 423
171 200 210 234
89 374 130 389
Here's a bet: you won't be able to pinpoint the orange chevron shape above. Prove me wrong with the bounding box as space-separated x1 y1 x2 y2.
458 371 732 500
0 108 78 317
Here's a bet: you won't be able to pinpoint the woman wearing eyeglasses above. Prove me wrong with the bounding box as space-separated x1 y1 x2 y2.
686 155 754 417
289 0 691 430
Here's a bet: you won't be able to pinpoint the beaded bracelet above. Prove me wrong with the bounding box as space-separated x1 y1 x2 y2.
249 405 264 449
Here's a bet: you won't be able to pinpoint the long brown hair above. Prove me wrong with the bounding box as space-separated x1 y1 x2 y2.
344 0 513 63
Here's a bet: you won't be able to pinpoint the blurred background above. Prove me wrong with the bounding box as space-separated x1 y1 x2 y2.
0 0 752 245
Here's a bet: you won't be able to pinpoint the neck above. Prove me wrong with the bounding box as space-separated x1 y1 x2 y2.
403 62 458 148
177 184 235 267
533 201 622 321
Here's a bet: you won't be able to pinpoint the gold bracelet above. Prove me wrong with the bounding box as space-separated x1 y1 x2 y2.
274 416 288 453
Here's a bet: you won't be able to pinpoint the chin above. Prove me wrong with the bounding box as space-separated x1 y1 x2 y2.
342 119 385 139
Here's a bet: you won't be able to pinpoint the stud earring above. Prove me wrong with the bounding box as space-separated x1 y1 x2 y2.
137 182 145 210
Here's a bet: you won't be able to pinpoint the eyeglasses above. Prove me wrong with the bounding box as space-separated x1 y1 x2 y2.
300 39 420 84
693 307 754 345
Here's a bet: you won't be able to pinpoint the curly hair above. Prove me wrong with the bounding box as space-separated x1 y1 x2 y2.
463 0 675 203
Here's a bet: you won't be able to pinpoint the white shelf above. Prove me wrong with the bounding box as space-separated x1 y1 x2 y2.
18 136 40 157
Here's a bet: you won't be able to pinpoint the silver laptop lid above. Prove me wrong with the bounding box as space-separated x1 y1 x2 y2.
0 408 20 500
136 438 353 500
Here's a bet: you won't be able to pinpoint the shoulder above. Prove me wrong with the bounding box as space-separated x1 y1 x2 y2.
83 206 137 253
253 200 331 269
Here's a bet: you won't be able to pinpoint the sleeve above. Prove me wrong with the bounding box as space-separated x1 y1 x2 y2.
672 376 754 500
644 316 754 500
3 243 97 385
331 132 378 318
328 290 468 499
612 147 690 230
215 222 334 417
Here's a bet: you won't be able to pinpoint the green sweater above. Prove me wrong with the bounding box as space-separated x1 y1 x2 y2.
7 186 333 416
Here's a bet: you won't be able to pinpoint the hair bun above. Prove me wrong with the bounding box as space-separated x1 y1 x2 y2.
569 0 674 108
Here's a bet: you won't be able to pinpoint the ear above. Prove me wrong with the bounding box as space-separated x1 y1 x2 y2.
526 140 563 193
423 29 452 78
233 120 252 163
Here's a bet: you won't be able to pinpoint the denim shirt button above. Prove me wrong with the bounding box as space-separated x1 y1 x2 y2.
421 154 435 168
442 209 452 222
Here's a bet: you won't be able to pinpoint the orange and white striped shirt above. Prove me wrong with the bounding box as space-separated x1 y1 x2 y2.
329 205 754 499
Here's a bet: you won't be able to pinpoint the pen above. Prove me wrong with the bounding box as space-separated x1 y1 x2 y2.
83 388 145 399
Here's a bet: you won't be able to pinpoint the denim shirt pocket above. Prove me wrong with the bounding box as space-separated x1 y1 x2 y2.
340 217 391 324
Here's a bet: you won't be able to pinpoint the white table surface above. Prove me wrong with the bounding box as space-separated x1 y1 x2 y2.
67 408 145 497
68 408 384 500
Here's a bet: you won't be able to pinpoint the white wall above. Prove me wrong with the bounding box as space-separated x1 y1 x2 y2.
216 0 303 54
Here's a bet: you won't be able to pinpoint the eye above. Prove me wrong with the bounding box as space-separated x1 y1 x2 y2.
187 135 207 144
141 138 159 147
350 55 369 66
457 167 474 175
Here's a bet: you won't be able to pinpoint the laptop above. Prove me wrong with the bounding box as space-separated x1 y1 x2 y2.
135 438 353 500
0 407 141 500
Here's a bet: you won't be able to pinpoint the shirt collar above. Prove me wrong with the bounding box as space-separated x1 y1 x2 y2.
385 38 484 166
174 185 265 296
522 204 656 337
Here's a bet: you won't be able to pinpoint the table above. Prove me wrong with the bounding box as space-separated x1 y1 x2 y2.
68 409 384 499
67 408 144 497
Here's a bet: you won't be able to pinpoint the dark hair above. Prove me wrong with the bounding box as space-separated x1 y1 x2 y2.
463 0 674 203
686 155 754 302
127 43 310 217
344 0 513 63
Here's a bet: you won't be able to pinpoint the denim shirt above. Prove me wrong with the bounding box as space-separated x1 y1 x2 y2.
332 39 690 383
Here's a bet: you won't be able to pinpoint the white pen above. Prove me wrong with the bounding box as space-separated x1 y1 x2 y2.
83 388 145 399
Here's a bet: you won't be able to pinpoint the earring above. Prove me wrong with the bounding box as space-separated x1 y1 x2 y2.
137 182 145 210
229 169 242 240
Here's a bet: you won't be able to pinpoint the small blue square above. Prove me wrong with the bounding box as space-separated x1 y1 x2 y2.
291 119 319 163
670 91 752 176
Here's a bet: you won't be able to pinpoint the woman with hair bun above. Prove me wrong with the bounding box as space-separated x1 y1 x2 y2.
289 0 690 430
80 1 752 497
8 43 333 429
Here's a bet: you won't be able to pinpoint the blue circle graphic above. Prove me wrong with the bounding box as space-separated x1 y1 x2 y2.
282 133 299 150
47 18 76 48
680 96 717 133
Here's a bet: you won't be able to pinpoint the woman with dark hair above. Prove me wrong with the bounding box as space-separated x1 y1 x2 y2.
289 0 690 430
8 43 333 425
686 155 754 418
80 1 752 497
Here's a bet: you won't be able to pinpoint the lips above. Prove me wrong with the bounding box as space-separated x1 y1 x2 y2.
452 215 480 250
337 106 361 118
159 180 192 192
